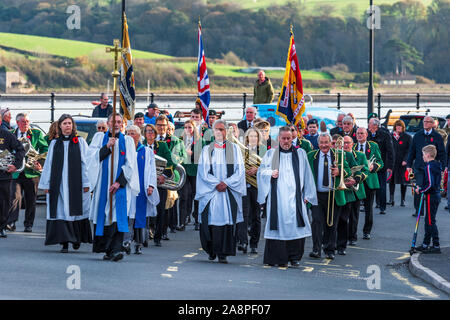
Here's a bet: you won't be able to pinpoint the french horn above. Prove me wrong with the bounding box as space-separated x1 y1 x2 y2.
0 138 30 172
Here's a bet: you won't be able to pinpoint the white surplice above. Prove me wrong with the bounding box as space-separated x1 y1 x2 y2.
195 142 247 226
38 137 91 221
129 146 159 219
257 148 317 240
87 132 140 226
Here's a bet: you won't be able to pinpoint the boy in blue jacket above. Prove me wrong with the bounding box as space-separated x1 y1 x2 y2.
415 145 442 254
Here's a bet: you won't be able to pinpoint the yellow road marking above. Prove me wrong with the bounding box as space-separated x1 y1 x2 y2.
390 270 439 298
395 253 411 260
161 274 173 278
183 253 198 258
350 246 407 255
167 266 178 272
302 267 314 272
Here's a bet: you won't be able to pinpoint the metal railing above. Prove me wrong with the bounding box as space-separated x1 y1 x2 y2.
1 92 449 125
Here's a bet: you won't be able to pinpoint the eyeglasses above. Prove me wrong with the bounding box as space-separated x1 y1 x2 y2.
423 120 434 123
97 126 106 130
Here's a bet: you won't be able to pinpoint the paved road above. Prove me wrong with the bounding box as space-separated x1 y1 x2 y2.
1 191 449 300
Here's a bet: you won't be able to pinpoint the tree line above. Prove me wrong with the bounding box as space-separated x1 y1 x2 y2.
0 0 449 83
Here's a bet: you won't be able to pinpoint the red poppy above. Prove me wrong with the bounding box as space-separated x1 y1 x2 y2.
27 135 31 140
268 146 271 150
154 150 157 154
431 138 434 142
72 136 79 144
167 139 171 144
399 141 403 145
367 149 371 153
120 151 125 156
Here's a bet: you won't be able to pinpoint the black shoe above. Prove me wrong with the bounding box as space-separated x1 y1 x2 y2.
218 256 228 264
424 247 441 254
250 247 257 254
363 233 371 240
326 253 335 260
60 247 69 253
348 240 357 246
24 227 32 233
414 245 428 252
444 205 449 210
111 252 124 262
309 251 321 259
290 260 300 268
278 264 288 267
154 240 161 247
401 200 405 207
122 243 131 255
237 243 247 254
379 211 386 215
72 243 80 250
337 249 346 256
208 254 217 261
103 253 113 260
194 223 200 231
0 229 7 238
176 225 185 231
162 234 170 241
143 240 148 248
134 245 143 255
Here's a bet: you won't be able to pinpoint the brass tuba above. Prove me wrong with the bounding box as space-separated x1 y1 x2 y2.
154 154 186 191
0 138 30 172
226 127 261 188
21 137 47 173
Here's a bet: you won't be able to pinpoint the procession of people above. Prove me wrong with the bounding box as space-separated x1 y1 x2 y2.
0 100 448 266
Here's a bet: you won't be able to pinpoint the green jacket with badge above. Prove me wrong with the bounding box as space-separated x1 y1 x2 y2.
353 141 383 190
180 136 206 177
12 128 48 179
347 150 370 201
307 148 351 207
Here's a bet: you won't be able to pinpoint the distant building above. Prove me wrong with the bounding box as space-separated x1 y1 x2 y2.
382 73 416 85
0 71 31 93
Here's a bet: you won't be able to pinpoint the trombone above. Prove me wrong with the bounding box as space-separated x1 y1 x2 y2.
326 137 348 227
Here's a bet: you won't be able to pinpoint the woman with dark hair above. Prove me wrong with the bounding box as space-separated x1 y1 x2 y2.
179 120 205 231
38 114 92 253
389 120 412 207
44 121 60 144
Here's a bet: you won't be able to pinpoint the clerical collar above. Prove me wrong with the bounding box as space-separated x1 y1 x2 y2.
214 141 226 149
107 131 120 138
279 145 293 153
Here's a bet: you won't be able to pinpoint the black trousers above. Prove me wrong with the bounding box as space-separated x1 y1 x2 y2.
200 225 236 258
154 187 168 242
376 171 387 211
179 175 199 225
389 180 407 202
166 199 178 231
311 192 340 254
363 185 375 235
237 185 260 248
348 199 361 242
92 223 124 255
8 175 39 228
336 202 352 250
0 179 12 230
423 193 440 247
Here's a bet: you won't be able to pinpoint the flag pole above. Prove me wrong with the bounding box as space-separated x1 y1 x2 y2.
122 0 125 43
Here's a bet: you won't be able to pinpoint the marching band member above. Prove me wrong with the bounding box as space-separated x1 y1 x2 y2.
38 114 92 253
257 126 317 267
355 127 383 241
288 124 313 153
237 128 267 255
308 133 350 260
143 123 175 247
88 113 140 261
196 120 246 264
179 120 205 231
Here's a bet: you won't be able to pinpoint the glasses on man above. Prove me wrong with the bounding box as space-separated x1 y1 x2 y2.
97 126 106 130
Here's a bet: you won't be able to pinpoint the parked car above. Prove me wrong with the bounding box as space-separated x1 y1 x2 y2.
73 116 107 145
250 103 345 139
399 114 446 136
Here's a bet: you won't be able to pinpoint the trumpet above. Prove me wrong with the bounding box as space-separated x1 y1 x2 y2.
327 136 348 227
226 127 261 188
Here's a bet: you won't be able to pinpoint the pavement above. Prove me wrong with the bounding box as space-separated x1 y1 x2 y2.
409 246 450 294
1 190 450 300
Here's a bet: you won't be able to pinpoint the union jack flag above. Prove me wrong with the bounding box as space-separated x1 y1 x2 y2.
197 22 210 126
